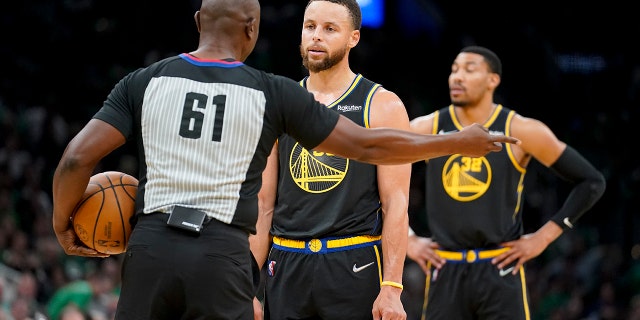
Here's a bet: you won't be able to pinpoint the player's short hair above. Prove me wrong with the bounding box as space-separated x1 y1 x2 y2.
306 0 362 30
460 46 502 77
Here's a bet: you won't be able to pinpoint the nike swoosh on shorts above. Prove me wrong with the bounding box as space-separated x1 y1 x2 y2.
353 262 375 273
499 267 515 277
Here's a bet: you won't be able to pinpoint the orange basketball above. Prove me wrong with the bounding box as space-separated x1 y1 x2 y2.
72 171 138 254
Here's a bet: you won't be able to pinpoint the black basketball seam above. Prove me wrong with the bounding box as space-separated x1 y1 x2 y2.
92 181 107 251
72 182 104 215
122 184 137 200
104 172 126 253
113 173 138 247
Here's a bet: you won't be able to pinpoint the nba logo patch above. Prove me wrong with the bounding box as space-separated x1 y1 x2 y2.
268 260 276 277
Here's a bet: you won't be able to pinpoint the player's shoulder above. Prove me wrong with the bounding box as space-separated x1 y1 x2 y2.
508 107 544 127
366 79 404 109
498 104 538 129
509 109 557 138
370 87 407 118
365 80 410 128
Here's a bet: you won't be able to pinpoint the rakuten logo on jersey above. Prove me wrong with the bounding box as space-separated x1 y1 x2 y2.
336 105 362 112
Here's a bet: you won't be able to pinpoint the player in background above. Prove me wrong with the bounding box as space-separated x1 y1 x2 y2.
406 46 606 319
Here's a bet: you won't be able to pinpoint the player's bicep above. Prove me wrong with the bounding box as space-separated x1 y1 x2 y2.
511 115 566 167
368 89 411 208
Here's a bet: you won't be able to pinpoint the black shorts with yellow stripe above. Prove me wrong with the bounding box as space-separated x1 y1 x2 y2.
422 247 531 320
264 235 383 320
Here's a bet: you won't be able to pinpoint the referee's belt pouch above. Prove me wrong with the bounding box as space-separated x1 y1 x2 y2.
167 206 206 234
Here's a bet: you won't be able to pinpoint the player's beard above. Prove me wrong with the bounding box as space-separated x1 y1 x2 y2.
450 95 470 107
451 99 470 107
300 44 347 73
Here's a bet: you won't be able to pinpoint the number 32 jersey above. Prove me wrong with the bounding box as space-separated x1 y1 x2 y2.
425 104 526 250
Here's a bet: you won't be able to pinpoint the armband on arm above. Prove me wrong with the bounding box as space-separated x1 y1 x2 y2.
548 146 606 230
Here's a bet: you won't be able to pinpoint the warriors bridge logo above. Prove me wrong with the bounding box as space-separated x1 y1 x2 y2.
289 142 348 193
441 155 491 201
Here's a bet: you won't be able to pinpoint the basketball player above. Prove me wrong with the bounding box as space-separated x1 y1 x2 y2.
50 0 519 317
251 1 408 319
406 46 606 319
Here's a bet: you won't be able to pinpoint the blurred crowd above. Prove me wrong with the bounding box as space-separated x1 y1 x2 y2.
0 0 638 319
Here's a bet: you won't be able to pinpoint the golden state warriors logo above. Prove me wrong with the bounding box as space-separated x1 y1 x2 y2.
290 142 348 193
442 155 491 201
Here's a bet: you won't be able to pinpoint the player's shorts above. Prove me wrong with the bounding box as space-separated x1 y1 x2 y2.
115 212 255 320
264 235 382 320
422 248 531 320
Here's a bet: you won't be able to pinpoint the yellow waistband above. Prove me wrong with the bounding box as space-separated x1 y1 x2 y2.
435 247 510 263
272 235 382 254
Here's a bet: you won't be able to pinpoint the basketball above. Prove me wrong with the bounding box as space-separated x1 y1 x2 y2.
72 171 138 254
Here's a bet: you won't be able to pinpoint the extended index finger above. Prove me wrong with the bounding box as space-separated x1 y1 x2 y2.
494 135 521 145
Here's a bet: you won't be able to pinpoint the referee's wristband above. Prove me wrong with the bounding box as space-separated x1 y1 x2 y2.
381 281 403 290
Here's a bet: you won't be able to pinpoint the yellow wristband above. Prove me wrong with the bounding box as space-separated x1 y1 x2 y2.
381 281 403 290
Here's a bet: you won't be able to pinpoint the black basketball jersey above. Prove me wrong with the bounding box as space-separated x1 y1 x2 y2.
425 104 525 250
92 53 340 233
271 74 383 239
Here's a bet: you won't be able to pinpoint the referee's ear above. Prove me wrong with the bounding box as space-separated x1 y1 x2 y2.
245 17 258 40
194 11 202 33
